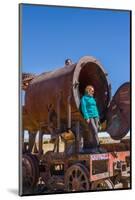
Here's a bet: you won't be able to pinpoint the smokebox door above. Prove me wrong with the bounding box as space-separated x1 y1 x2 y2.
106 82 130 140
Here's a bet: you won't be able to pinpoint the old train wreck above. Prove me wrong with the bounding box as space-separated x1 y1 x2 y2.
21 56 130 194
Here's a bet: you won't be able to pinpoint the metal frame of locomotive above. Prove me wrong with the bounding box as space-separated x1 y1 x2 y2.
21 56 130 194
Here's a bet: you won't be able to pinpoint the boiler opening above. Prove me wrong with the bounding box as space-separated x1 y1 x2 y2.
78 62 110 121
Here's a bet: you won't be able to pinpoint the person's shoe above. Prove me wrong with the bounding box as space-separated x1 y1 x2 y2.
88 147 100 154
98 146 107 153
82 147 99 154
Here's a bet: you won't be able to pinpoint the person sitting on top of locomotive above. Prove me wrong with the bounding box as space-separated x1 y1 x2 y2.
80 85 102 153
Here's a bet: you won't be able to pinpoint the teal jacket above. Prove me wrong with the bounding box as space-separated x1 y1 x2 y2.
80 93 99 120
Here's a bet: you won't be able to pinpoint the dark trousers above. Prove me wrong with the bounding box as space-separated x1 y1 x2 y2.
88 118 100 148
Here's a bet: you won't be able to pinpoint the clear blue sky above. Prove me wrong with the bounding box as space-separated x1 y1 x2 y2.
21 4 130 95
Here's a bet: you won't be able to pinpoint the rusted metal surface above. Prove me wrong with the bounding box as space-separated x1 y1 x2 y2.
100 139 130 152
22 56 130 143
91 179 114 190
23 106 38 132
21 56 131 193
22 56 115 151
22 147 130 192
106 82 130 140
22 73 36 90
89 150 130 182
22 154 39 189
23 56 111 134
64 163 90 191
90 153 110 181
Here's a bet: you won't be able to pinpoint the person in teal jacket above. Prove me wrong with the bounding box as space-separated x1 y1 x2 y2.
80 85 100 152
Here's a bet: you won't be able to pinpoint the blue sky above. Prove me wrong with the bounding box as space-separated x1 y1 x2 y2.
21 4 130 96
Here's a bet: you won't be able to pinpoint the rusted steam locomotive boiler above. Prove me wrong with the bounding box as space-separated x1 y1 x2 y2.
21 56 130 194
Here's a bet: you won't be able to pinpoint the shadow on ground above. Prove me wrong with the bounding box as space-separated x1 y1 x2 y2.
7 189 18 196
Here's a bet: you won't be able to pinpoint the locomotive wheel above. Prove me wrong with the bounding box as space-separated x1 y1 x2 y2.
91 179 114 190
22 154 39 190
65 163 90 192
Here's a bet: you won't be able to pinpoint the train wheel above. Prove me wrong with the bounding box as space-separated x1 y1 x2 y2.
91 179 114 190
65 163 90 192
22 154 39 190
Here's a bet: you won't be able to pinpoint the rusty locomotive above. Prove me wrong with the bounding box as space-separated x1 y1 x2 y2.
20 56 130 194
